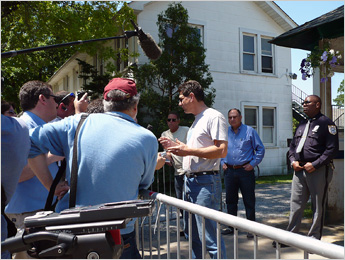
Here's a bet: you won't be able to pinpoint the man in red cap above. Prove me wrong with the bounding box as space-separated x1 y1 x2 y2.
27 78 158 259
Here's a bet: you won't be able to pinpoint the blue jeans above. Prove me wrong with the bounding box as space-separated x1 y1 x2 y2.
120 231 141 259
183 174 226 259
224 168 255 221
1 215 10 259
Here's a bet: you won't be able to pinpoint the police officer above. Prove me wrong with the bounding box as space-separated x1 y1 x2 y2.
283 95 338 244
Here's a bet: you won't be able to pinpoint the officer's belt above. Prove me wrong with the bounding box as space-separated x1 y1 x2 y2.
185 171 218 178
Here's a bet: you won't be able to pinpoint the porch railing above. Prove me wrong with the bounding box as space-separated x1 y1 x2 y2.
136 191 344 259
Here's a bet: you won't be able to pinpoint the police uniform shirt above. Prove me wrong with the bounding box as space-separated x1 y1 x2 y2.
288 112 339 169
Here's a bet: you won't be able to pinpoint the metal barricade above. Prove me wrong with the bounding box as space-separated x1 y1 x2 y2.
136 192 344 259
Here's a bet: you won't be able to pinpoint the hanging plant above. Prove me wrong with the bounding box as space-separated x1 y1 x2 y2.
300 42 342 83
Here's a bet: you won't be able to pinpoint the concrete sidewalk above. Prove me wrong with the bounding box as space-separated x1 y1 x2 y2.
140 183 344 259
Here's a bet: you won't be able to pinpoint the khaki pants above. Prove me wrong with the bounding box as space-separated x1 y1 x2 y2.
6 210 41 259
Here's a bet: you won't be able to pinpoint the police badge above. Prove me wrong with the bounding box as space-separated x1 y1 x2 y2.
328 125 337 135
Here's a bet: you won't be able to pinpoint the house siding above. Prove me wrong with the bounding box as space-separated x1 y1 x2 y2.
132 1 294 175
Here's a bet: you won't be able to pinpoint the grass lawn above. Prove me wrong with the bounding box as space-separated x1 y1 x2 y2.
256 173 293 185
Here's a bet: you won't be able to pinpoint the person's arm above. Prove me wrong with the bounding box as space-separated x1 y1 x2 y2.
162 138 228 159
27 154 53 191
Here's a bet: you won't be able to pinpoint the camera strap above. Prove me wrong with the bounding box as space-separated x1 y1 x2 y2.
69 113 89 208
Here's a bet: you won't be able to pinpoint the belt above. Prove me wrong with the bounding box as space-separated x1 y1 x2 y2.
186 171 218 178
225 162 249 170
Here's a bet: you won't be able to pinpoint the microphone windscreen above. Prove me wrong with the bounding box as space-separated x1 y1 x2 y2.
138 33 162 61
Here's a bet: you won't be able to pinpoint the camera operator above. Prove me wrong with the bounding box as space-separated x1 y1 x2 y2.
27 78 158 259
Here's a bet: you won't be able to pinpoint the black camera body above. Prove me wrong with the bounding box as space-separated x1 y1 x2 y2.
76 90 87 100
2 200 155 259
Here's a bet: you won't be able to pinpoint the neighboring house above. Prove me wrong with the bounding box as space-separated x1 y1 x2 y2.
48 1 298 176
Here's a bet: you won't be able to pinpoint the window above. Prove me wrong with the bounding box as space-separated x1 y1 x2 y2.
243 104 277 145
240 29 275 75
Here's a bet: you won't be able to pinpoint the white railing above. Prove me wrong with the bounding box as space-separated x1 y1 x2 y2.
136 192 344 259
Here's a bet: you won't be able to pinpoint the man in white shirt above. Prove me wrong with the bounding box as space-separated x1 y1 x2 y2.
159 80 228 259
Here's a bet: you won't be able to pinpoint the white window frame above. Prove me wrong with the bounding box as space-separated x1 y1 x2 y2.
240 28 276 76
241 102 278 146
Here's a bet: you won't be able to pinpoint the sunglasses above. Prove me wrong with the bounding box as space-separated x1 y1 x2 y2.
59 92 75 104
302 100 313 105
167 118 177 122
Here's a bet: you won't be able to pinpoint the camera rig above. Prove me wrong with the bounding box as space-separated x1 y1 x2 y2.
2 200 154 259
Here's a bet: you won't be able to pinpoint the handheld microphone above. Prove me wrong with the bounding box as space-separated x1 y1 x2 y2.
130 20 162 61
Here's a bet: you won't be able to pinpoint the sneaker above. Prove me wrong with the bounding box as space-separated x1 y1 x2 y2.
221 227 234 235
272 241 289 248
246 232 254 239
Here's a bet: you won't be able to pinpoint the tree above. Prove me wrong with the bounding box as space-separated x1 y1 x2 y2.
133 2 214 136
333 79 344 106
1 1 135 110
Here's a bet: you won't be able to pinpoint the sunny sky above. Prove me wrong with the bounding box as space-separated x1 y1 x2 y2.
274 1 344 103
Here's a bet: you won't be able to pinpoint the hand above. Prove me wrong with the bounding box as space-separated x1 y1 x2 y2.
166 139 189 156
165 153 173 166
55 181 70 200
303 162 315 173
222 164 228 171
74 92 89 114
155 153 166 170
292 161 304 172
243 164 254 171
158 137 178 150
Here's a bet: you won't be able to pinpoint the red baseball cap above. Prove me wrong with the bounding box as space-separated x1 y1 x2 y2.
103 78 137 101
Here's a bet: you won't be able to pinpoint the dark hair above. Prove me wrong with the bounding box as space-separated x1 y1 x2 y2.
103 90 140 112
178 80 204 102
228 108 241 116
1 100 15 114
86 98 104 113
168 111 180 120
19 80 53 111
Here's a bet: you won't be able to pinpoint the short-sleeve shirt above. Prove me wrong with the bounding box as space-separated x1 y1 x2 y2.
182 108 228 173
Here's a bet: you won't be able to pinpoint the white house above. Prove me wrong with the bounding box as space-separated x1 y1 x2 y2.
48 1 298 176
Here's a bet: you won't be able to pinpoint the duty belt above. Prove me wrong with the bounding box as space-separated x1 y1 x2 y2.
185 171 218 178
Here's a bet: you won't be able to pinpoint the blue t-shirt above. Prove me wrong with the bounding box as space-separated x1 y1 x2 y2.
5 112 59 214
28 112 158 234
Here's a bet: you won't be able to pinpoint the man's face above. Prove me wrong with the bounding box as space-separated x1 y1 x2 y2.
302 96 320 118
47 91 58 120
167 113 180 132
228 110 242 129
178 92 192 114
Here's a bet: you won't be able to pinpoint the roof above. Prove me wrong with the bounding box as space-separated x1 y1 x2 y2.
270 5 344 51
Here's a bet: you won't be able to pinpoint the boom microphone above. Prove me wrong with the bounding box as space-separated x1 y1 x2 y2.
131 20 162 61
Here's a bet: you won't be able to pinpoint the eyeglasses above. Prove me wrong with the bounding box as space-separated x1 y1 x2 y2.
302 100 313 105
59 92 75 105
45 94 60 103
167 118 177 122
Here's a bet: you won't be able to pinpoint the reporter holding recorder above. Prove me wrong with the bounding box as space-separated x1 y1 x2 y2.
27 78 158 259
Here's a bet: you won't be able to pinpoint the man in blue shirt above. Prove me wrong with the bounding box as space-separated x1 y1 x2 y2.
5 80 61 259
220 108 265 238
28 78 158 259
1 115 30 259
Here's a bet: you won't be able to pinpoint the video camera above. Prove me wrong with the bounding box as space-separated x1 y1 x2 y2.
2 200 154 259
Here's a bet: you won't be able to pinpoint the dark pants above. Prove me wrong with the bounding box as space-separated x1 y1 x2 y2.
224 168 256 221
120 231 141 259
